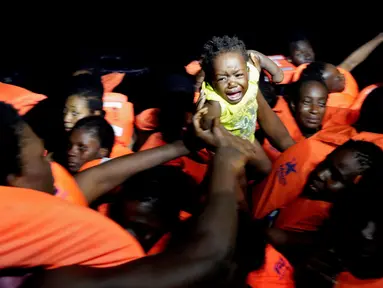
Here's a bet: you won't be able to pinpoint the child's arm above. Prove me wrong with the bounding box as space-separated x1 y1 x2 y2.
200 100 221 130
257 90 295 151
195 108 272 176
248 50 284 83
338 33 383 72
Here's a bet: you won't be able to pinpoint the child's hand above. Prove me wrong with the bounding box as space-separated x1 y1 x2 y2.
193 108 220 148
247 50 284 83
196 89 206 111
248 51 262 71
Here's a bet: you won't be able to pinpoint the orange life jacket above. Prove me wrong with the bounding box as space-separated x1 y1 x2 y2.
0 82 47 115
101 72 125 93
103 92 134 147
0 186 144 269
293 64 358 108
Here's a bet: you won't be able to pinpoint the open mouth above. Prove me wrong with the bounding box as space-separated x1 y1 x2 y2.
226 91 242 101
64 124 73 131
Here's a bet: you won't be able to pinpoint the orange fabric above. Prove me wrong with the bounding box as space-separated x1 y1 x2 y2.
0 82 47 116
247 244 295 288
185 61 201 76
336 272 383 287
274 198 332 232
135 108 160 131
262 98 354 162
147 233 171 255
110 144 133 158
325 91 355 109
322 107 360 129
194 91 200 104
350 83 382 111
262 97 305 162
291 63 307 82
103 92 134 147
311 125 383 149
292 64 358 108
179 210 192 221
253 125 383 219
341 68 359 99
253 139 332 219
139 132 208 184
0 186 144 269
51 162 87 206
267 55 297 85
147 211 192 255
78 159 105 172
101 72 125 93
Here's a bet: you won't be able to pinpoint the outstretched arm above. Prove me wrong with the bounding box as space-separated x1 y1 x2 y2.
23 132 246 288
338 33 383 72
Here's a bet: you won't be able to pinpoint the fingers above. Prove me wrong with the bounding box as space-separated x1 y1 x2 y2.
212 118 228 147
196 90 206 111
193 107 208 134
249 52 260 67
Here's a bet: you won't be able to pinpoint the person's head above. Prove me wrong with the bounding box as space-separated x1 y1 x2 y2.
294 165 383 287
354 86 383 134
63 74 104 132
0 102 54 194
303 140 383 202
109 166 197 251
302 62 345 93
329 168 383 280
289 79 328 134
68 116 114 173
201 35 249 104
289 32 315 66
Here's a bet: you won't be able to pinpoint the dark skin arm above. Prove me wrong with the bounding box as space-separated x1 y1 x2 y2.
247 50 284 83
266 227 317 266
338 32 383 72
197 107 271 175
75 141 190 203
23 142 244 288
257 89 295 152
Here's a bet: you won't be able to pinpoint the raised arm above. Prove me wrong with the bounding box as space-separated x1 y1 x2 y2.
338 33 383 72
248 50 284 83
24 128 247 288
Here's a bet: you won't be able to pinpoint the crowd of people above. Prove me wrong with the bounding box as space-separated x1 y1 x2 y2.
0 32 382 287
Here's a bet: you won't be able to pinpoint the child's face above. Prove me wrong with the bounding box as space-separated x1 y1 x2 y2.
68 129 102 173
212 52 249 104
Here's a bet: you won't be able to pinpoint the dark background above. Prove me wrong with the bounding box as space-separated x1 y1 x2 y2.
1 10 381 95
1 9 381 163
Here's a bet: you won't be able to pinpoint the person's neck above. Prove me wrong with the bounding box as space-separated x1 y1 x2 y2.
299 126 320 139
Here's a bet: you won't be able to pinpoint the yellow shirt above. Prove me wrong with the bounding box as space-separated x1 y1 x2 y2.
202 64 260 142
